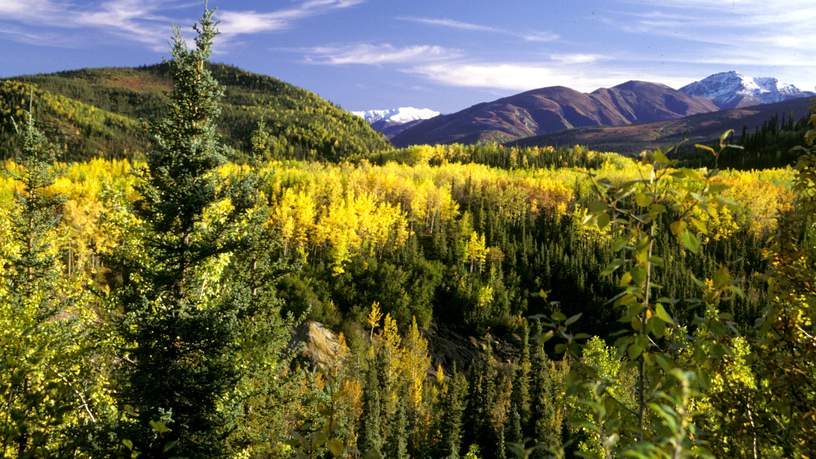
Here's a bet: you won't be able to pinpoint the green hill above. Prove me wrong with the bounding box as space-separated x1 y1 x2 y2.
1 63 389 161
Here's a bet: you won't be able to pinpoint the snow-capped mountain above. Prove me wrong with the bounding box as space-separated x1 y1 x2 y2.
352 107 440 138
680 71 814 109
353 107 440 124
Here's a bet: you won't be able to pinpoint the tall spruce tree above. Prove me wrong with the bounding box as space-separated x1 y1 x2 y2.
438 364 467 459
361 360 384 456
111 8 260 456
389 386 409 459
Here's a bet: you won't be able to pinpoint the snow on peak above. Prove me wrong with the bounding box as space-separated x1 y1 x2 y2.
352 107 440 125
680 71 811 109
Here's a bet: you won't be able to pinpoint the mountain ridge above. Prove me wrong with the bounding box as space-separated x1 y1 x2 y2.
510 96 813 156
391 80 718 146
1 63 390 161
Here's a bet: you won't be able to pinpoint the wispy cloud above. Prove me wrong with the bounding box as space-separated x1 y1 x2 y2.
398 16 559 43
219 0 363 36
615 1 816 59
409 61 693 92
398 16 498 33
0 0 364 51
549 53 605 65
302 43 459 65
299 40 691 92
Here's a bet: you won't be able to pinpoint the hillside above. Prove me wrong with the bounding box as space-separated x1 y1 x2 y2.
1 64 389 160
511 96 813 156
391 81 717 146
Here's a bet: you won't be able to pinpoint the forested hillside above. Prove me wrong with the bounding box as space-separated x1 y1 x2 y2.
1 63 389 161
1 8 815 459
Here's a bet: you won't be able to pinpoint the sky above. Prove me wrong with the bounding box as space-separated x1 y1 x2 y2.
0 0 815 113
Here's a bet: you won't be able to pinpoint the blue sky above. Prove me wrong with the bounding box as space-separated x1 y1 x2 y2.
1 0 814 113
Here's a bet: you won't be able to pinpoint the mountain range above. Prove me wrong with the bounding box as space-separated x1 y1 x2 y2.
352 107 439 138
511 96 813 154
383 72 813 148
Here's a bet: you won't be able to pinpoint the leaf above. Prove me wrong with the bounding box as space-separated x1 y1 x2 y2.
588 199 607 213
596 211 610 229
635 192 651 207
149 420 171 434
539 330 555 343
678 230 700 254
713 265 731 289
653 149 671 165
695 144 716 156
719 129 734 147
551 311 567 321
618 271 633 287
670 220 686 237
565 313 582 326
654 303 674 325
122 439 134 450
163 440 179 453
628 342 643 359
327 439 344 456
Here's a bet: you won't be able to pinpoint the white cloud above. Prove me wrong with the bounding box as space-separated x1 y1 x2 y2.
219 0 363 36
399 16 558 43
0 0 365 50
619 1 816 53
397 16 499 33
303 43 459 65
408 62 694 92
550 53 605 64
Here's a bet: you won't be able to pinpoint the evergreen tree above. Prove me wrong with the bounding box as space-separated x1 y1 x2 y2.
361 359 384 456
530 338 565 457
437 365 467 459
389 386 409 459
0 108 95 455
512 321 532 436
110 9 260 456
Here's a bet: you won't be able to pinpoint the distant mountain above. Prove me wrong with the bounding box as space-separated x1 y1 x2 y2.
681 71 814 109
1 64 389 161
511 96 813 155
353 107 440 138
392 81 717 147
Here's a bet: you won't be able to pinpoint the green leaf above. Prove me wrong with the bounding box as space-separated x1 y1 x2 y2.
628 342 643 359
327 439 344 456
122 439 134 451
540 330 555 343
678 230 700 254
719 129 734 147
713 265 731 288
654 304 674 325
695 144 716 156
653 149 671 165
163 440 179 453
618 271 633 287
670 220 686 237
596 211 610 229
635 192 651 207
588 199 607 213
149 420 171 434
565 313 582 326
551 311 567 321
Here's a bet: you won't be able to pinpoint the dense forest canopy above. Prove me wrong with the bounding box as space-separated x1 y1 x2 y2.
0 7 815 459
